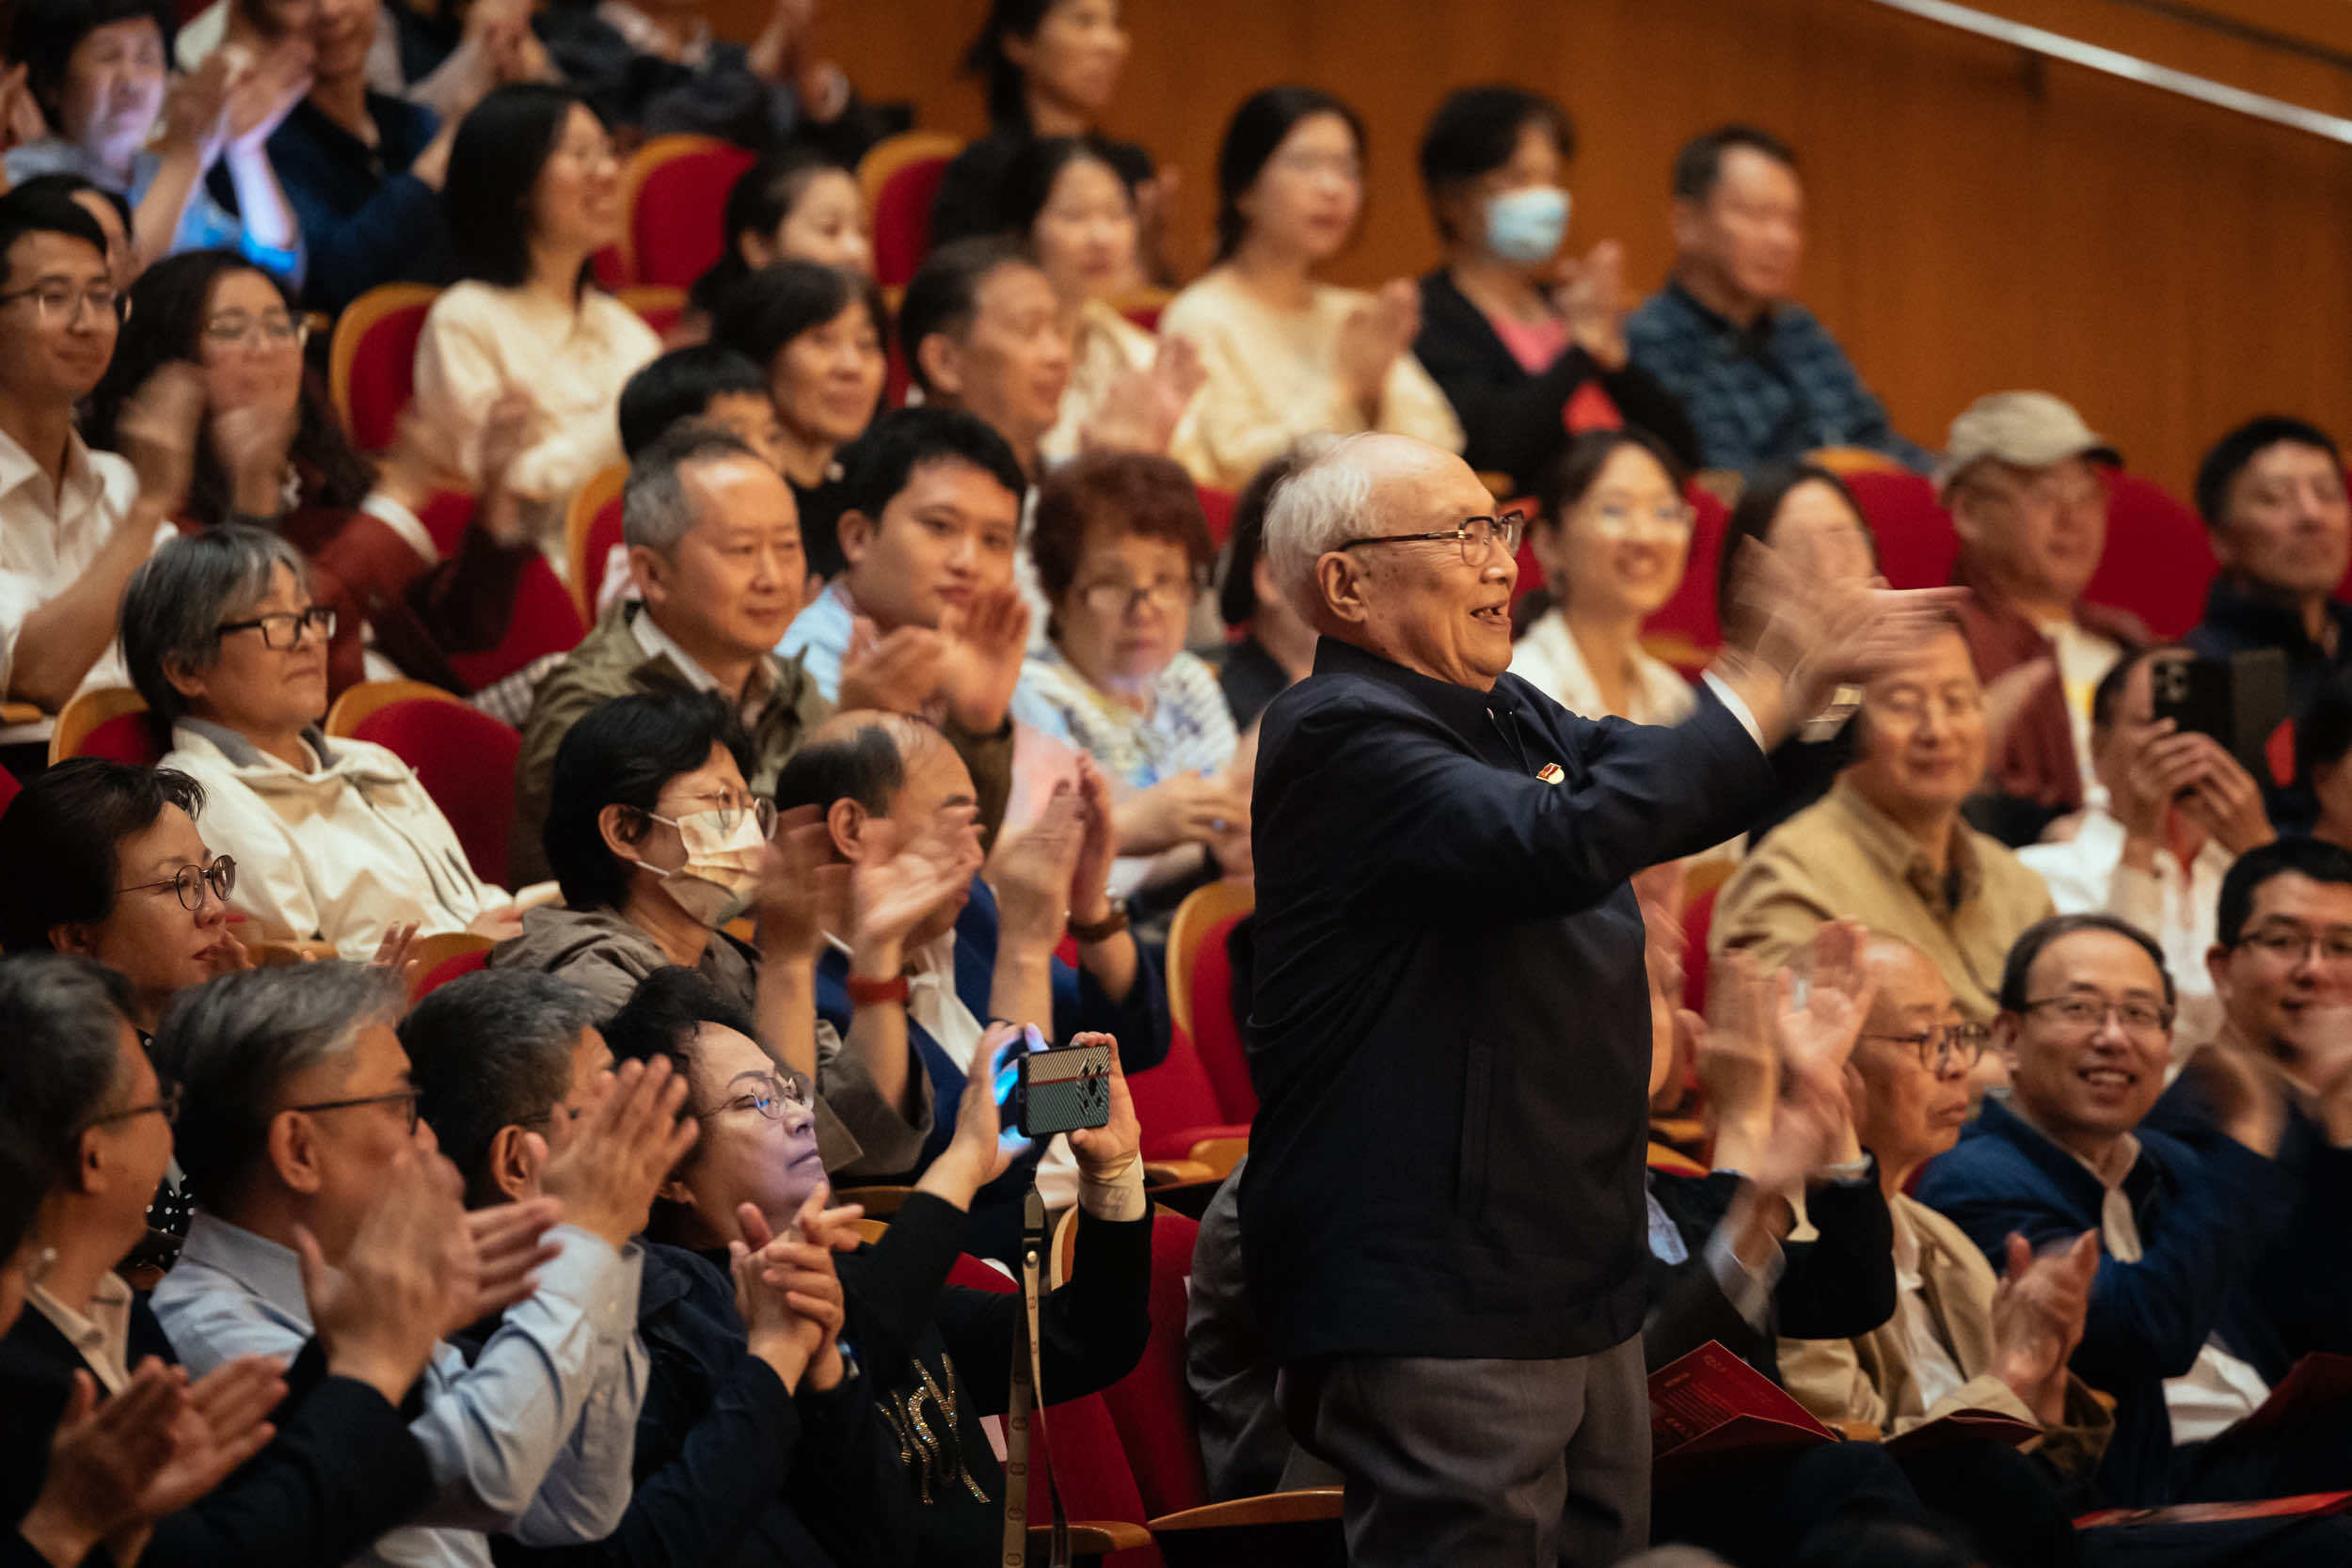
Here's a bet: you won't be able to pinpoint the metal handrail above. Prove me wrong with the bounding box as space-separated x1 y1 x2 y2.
1856 0 2352 145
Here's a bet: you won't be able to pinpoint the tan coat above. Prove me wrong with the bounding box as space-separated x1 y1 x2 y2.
1778 1193 2112 1480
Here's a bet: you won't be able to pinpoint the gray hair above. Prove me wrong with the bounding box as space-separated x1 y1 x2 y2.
120 525 310 725
0 954 138 1185
401 970 602 1207
156 962 403 1211
622 420 762 555
1261 431 1373 615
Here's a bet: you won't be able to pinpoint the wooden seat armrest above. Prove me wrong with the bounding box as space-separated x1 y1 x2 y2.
1829 1418 1883 1443
1144 1159 1217 1185
1030 1521 1153 1556
1148 1488 1345 1531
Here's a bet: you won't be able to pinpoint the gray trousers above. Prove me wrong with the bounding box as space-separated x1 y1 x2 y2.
1279 1337 1651 1568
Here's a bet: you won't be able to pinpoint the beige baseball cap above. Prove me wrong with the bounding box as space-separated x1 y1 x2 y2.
1935 391 2122 500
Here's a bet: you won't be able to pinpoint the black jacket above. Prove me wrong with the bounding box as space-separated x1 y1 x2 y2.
1242 638 1778 1364
0 1292 433 1568
1413 270 1700 497
485 1243 912 1568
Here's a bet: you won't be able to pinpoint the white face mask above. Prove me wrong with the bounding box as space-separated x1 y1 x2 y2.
633 807 770 928
1485 183 1571 264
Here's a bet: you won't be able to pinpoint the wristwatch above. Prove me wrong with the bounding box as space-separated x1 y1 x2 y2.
1068 898 1130 944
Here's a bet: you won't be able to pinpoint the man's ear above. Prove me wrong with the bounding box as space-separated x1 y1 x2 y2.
656 1175 696 1209
1313 553 1371 627
2204 943 2236 1005
267 1110 326 1196
1668 197 1705 259
72 1127 108 1197
915 333 965 403
825 796 869 862
835 509 875 569
627 543 672 610
1991 1012 2025 1077
487 1124 539 1203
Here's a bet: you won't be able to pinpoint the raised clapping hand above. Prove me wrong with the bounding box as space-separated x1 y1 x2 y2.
852 804 985 958
755 802 852 961
1991 1230 2099 1426
536 1058 700 1249
987 782 1085 950
938 585 1032 736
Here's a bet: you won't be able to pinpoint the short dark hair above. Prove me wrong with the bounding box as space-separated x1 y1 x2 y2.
157 963 404 1210
1219 443 1316 628
1717 461 1876 620
2299 667 2352 784
617 345 772 459
2192 415 2342 531
2215 837 2352 950
710 259 887 386
8 0 173 127
600 965 757 1100
1672 123 1797 202
1416 86 1574 244
403 970 602 1208
0 185 110 284
1998 912 2176 1014
0 760 205 951
1000 135 1136 240
689 147 852 318
898 236 1032 395
444 85 604 291
1030 449 1212 606
11 174 131 237
0 954 139 1188
840 405 1028 524
120 526 310 725
771 718 913 817
1214 87 1366 261
543 691 754 912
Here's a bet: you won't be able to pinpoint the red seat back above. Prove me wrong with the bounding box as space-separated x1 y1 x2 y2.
341 298 434 454
0 759 21 818
2088 472 2215 640
1126 1026 1231 1163
76 712 165 766
873 156 950 288
442 556 587 694
1640 483 1729 664
416 490 478 558
1097 1212 1211 1521
630 141 757 289
1195 486 1236 550
1843 470 1955 590
350 700 523 886
1188 911 1257 1123
582 497 627 617
415 945 490 998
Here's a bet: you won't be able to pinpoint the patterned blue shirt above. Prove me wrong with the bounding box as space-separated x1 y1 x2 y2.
1624 281 1931 473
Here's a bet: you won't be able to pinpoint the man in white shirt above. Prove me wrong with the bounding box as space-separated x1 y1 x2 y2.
0 186 183 747
2021 645 2276 1050
1943 391 2146 846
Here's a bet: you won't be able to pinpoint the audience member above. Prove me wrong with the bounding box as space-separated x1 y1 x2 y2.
685 148 872 334
606 970 1152 1564
1413 84 1696 496
125 528 521 957
2299 668 2352 854
5 0 306 279
0 951 460 1568
1158 87 1463 490
772 711 1169 1256
1023 450 1247 878
1715 625 2056 1022
412 85 660 540
708 259 888 578
930 0 1160 273
617 347 790 467
0 187 182 745
2185 415 2352 723
1510 427 1697 724
1213 438 1321 730
1625 125 1931 473
176 0 542 127
13 173 139 293
87 248 538 697
1941 391 2142 844
898 237 1073 483
1914 914 2317 1506
2020 646 2272 1048
264 0 475 312
401 965 916 1568
151 960 682 1568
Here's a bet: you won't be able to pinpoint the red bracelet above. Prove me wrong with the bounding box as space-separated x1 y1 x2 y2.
845 973 910 1006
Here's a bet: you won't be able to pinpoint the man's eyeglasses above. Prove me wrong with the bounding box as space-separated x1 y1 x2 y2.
1862 1022 1991 1074
698 1073 813 1122
1076 577 1197 619
2021 995 2174 1040
203 310 309 351
1337 511 1525 566
2234 923 2352 966
0 280 127 325
83 1083 182 1132
284 1088 422 1132
119 856 237 913
218 606 337 651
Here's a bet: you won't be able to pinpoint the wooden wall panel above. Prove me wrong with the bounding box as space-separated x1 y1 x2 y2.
749 0 2352 497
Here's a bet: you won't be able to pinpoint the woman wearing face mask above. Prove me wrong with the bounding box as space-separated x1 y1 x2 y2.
1412 86 1696 499
123 528 521 959
1159 87 1462 491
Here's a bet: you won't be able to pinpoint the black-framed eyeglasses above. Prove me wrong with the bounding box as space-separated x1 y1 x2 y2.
1862 1021 1991 1073
218 606 337 651
0 279 127 325
697 1072 813 1123
118 856 237 913
1337 510 1525 565
83 1083 182 1132
284 1088 422 1132
2021 995 2174 1039
1075 576 1198 619
2233 923 2352 966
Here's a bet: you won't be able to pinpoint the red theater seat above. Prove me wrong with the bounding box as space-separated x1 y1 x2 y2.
620 135 757 289
326 682 522 887
859 132 963 288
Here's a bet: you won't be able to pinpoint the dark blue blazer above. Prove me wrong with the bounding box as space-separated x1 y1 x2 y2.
1914 1094 2291 1505
1242 638 1778 1365
814 874 1169 1259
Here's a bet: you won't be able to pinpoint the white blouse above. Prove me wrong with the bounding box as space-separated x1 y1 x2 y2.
1509 608 1696 726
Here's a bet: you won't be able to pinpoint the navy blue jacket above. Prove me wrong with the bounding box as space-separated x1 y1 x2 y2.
256 93 457 314
1242 638 1777 1364
1914 1095 2290 1505
813 874 1169 1260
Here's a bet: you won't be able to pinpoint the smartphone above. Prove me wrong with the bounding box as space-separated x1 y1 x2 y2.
2149 648 2287 778
995 1024 1113 1140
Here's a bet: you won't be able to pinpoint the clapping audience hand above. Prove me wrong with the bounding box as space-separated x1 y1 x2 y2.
937 585 1031 735
2172 1040 2288 1159
1553 238 1628 369
118 363 209 518
1112 769 1246 856
755 802 851 961
474 390 544 546
987 782 1083 950
0 64 42 154
836 617 949 717
851 804 983 960
1991 1231 2099 1426
1068 756 1121 924
299 1149 488 1401
220 37 312 156
537 1058 699 1249
734 1188 853 1391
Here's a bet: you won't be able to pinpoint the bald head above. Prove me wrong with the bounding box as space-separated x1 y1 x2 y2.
771 709 979 944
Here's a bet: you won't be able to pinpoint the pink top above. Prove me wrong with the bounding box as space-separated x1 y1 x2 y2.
1486 309 1571 375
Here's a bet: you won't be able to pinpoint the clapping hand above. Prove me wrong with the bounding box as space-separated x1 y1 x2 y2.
755 802 850 960
220 36 311 156
1552 239 1628 369
732 1187 858 1391
987 782 1083 950
938 585 1031 735
118 363 209 518
1991 1231 2098 1425
836 617 948 717
537 1058 699 1249
1336 279 1420 418
1081 336 1206 456
852 804 984 958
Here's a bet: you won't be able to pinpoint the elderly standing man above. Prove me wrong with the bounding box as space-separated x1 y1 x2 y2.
1242 430 1949 1565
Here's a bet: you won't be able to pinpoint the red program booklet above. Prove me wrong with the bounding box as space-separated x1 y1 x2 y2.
1650 1341 1836 1477
2076 1493 2352 1529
